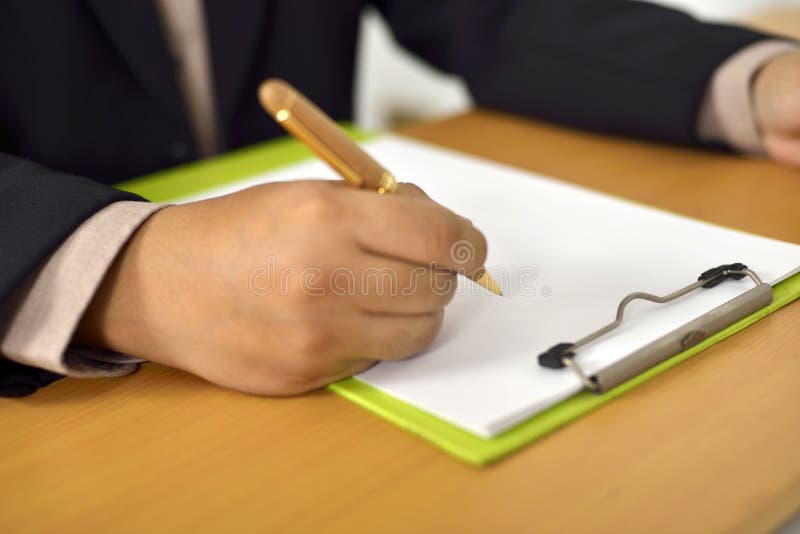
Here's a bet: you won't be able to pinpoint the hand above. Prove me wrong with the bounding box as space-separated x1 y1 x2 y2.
73 181 487 395
753 50 800 167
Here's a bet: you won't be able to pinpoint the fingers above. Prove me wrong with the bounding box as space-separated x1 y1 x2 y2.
308 310 444 363
350 255 457 315
288 359 376 393
347 189 488 278
243 357 376 397
356 309 445 361
292 308 444 364
248 311 444 395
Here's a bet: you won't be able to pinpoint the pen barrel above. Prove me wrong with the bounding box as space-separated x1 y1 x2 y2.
258 79 501 296
259 78 394 192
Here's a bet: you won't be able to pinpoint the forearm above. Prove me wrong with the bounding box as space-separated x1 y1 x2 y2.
1 201 166 368
0 153 158 396
376 0 769 144
0 153 144 297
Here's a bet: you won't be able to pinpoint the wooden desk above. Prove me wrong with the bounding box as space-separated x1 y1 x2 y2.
2 112 800 533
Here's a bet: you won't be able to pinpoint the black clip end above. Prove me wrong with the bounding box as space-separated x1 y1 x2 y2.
538 343 576 369
698 263 748 288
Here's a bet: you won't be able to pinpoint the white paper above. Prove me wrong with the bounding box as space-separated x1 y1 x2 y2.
180 135 800 438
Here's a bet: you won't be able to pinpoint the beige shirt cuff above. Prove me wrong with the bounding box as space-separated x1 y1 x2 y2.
0 201 168 377
697 40 799 155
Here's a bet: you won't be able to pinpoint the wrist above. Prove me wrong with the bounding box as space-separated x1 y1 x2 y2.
753 50 800 132
73 206 172 358
752 50 800 166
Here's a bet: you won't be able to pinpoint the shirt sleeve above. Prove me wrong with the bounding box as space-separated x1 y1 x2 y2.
696 40 799 155
0 200 169 385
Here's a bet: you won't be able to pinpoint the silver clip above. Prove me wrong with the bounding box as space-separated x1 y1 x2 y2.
538 265 771 394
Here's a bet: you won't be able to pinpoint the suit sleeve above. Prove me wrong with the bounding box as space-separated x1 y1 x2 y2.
371 0 769 145
0 152 145 396
0 153 143 299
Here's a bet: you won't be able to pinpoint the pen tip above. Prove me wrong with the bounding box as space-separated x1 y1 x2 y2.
473 270 504 296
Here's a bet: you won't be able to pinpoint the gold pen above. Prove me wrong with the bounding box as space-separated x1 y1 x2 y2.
258 78 502 296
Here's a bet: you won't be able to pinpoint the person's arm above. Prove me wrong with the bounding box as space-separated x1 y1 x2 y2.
0 200 166 396
698 41 799 156
0 153 154 396
0 153 146 298
370 0 769 146
2 148 490 398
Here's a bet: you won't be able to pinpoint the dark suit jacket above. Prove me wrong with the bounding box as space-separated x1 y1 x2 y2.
0 0 767 395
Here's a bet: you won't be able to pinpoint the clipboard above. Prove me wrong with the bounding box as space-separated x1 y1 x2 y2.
117 129 800 466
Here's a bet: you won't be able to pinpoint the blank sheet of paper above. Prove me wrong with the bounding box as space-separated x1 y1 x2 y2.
181 135 800 438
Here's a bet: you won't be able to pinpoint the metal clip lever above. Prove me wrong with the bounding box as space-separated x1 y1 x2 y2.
537 263 773 393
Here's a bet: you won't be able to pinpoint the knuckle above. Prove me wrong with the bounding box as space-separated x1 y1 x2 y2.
386 311 444 359
289 323 332 359
295 186 345 223
427 217 461 259
408 311 445 353
420 271 457 308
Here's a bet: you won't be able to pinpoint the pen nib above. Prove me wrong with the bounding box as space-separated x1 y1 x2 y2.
472 270 504 296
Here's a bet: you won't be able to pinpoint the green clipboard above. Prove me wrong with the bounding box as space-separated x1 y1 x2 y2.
117 129 800 467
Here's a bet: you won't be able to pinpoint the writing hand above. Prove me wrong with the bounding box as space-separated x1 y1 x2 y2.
74 180 487 395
